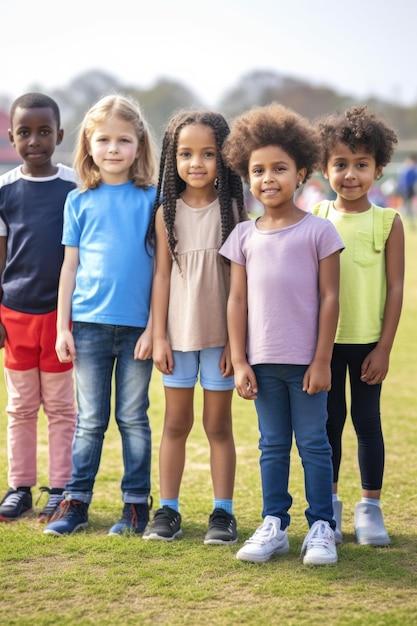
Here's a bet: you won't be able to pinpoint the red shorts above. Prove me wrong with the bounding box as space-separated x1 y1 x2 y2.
1 305 72 373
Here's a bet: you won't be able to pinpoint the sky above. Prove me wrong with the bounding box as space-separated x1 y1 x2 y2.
1 0 416 109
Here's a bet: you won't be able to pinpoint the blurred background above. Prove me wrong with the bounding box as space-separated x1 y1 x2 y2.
1 0 416 220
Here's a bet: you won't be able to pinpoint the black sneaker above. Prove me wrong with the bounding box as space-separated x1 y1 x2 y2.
108 496 153 535
204 508 238 545
36 487 65 523
0 488 33 522
142 505 182 541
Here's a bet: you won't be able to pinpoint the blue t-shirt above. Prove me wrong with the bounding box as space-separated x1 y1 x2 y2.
0 164 77 314
63 182 156 327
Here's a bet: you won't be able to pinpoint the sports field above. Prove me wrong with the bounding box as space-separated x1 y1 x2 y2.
0 223 416 625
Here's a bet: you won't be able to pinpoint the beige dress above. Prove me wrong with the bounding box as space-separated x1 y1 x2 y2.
167 197 231 351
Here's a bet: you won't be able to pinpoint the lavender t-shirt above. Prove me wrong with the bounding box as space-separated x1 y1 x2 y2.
219 212 344 366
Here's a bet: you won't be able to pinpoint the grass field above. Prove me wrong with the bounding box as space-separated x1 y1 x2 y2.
0 224 416 625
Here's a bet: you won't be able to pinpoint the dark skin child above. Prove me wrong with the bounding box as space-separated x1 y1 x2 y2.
8 106 64 178
0 106 64 346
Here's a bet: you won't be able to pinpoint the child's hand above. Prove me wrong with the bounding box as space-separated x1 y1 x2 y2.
153 338 174 374
234 363 258 400
360 345 389 385
302 360 331 395
219 343 233 378
134 327 152 360
55 330 76 363
0 322 6 348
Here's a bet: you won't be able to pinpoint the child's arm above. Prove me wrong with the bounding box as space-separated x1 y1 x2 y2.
0 236 7 347
360 215 405 385
151 207 174 374
55 245 79 363
227 261 257 400
219 341 233 378
134 310 152 360
303 251 340 395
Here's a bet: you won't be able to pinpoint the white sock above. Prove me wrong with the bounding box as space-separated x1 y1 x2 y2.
361 497 380 507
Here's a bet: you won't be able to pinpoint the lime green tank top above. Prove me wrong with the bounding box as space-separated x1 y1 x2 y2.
312 201 398 343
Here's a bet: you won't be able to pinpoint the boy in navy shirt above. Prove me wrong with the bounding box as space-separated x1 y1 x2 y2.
0 93 77 522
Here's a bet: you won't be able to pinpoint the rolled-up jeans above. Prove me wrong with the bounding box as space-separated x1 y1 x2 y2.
65 322 153 504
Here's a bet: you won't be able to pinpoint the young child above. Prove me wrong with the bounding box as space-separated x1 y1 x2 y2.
0 93 77 523
219 102 344 566
44 93 157 536
312 105 404 546
143 110 246 544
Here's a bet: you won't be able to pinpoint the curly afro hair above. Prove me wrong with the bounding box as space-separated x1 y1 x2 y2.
316 105 398 169
222 102 322 182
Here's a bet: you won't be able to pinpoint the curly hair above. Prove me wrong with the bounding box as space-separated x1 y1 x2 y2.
316 105 398 169
73 93 157 191
222 102 322 182
147 109 245 266
10 92 61 129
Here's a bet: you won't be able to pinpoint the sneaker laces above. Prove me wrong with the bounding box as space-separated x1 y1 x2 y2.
36 486 52 507
119 496 153 527
49 498 84 523
302 521 333 553
247 518 280 545
1 490 28 507
37 488 64 520
36 486 63 508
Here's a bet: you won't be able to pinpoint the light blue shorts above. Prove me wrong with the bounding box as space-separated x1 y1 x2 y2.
162 347 235 391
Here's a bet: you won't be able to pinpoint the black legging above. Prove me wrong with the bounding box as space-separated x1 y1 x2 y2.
327 343 384 491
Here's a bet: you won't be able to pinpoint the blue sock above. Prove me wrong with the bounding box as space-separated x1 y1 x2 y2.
361 497 380 507
160 498 179 512
332 493 339 502
214 499 233 514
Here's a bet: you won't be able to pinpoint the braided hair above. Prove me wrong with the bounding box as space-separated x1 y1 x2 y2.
147 109 245 267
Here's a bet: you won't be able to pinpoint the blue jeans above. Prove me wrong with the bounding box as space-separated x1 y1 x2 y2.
253 364 335 530
65 323 153 504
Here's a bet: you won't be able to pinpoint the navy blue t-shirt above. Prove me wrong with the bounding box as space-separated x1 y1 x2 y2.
0 164 77 314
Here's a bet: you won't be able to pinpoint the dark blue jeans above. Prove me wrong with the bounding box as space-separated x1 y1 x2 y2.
65 322 153 504
253 363 334 530
327 343 383 490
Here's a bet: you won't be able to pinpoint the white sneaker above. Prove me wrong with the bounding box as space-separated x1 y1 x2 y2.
354 502 390 546
301 520 337 565
236 515 289 563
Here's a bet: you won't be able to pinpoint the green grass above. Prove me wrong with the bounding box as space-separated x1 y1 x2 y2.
1 226 417 625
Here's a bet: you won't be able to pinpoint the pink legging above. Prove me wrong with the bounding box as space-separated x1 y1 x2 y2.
5 367 77 489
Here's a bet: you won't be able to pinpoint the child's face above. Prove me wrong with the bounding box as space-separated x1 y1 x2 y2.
248 145 305 209
88 116 140 185
8 106 63 176
176 123 218 192
324 142 383 203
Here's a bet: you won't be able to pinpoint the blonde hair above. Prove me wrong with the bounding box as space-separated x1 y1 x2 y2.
73 93 157 191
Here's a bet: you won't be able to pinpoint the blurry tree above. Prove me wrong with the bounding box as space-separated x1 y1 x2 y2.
52 71 200 159
1 68 416 166
129 78 203 145
219 69 417 143
53 70 124 157
220 70 356 120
